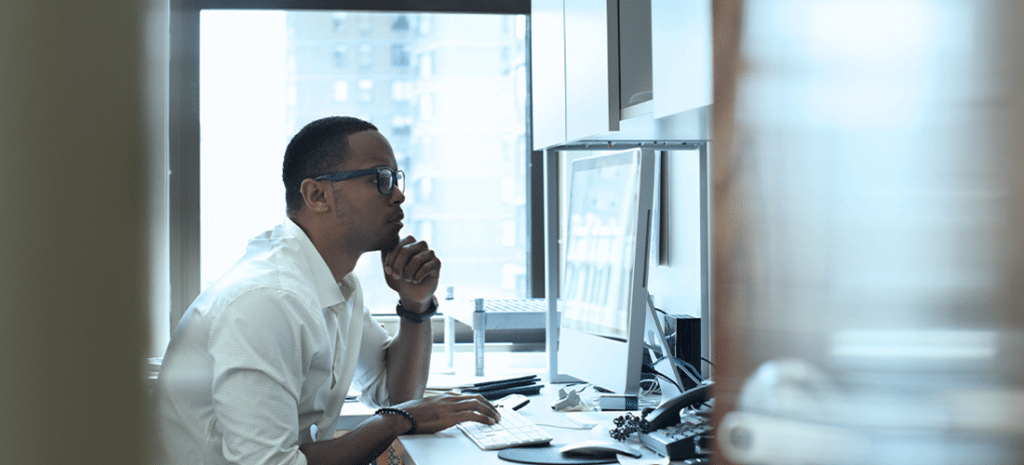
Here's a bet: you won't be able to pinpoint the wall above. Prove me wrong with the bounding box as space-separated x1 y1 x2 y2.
647 150 703 320
0 0 166 463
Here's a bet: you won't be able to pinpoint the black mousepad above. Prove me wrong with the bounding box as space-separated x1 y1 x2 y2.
497 446 617 464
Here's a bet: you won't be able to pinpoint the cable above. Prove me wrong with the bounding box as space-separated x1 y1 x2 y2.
639 377 661 397
641 353 680 393
652 371 680 392
674 356 705 385
649 351 705 387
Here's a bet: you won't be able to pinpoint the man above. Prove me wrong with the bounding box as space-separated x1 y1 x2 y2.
155 116 500 465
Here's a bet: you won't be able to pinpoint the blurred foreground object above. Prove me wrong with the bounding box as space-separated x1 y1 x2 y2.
712 1 1024 464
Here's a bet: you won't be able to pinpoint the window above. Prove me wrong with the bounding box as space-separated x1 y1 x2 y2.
391 44 410 67
332 12 347 34
332 79 349 101
417 51 433 78
391 80 414 102
392 14 410 32
333 44 348 67
197 10 529 316
358 42 373 69
357 78 374 103
391 115 413 135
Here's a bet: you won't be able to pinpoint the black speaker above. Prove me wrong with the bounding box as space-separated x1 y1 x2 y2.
671 314 702 390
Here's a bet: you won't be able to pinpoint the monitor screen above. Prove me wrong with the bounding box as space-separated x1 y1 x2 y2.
558 148 656 396
561 152 645 340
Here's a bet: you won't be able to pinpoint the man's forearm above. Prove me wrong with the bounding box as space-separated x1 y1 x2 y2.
299 412 410 465
385 317 433 403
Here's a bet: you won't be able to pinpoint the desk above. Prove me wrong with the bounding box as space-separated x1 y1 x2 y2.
397 384 677 465
338 351 686 465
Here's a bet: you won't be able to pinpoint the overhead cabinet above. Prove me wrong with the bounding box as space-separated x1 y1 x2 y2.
531 0 568 149
652 0 712 119
531 0 711 149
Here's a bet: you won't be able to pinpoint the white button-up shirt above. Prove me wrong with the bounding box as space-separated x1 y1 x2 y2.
156 218 394 465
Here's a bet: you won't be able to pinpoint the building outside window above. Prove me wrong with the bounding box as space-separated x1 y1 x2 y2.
200 11 528 313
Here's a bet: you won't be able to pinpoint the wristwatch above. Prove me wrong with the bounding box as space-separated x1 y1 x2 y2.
395 295 439 323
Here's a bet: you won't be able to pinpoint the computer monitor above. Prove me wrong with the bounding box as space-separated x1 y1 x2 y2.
557 148 656 398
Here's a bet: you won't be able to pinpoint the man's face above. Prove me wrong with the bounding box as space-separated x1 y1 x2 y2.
328 130 406 252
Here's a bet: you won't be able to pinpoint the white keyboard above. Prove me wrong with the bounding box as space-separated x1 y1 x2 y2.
456 406 553 450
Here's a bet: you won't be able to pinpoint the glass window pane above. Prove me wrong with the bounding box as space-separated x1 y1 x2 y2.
200 10 528 312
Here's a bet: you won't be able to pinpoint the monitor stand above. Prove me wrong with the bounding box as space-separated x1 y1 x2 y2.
598 394 640 411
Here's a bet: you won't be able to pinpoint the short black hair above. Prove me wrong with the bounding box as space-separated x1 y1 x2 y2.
282 116 378 212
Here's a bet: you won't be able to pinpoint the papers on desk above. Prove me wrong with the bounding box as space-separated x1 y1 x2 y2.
427 373 536 390
617 454 670 465
427 374 542 400
565 411 626 430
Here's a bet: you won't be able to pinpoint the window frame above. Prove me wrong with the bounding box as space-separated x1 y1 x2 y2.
167 0 540 332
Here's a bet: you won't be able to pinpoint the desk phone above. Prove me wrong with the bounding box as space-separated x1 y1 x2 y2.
636 382 713 460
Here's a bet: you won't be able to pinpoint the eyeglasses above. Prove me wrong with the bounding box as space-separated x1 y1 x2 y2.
315 167 405 195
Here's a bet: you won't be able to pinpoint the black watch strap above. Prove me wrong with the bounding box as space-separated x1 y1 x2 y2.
396 296 438 323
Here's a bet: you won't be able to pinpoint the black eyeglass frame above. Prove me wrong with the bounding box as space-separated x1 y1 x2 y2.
315 167 405 195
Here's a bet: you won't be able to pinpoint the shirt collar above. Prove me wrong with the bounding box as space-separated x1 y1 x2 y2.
281 217 358 309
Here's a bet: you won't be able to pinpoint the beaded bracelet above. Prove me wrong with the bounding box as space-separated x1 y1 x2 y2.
375 407 418 435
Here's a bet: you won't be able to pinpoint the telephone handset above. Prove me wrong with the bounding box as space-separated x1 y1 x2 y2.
646 381 713 430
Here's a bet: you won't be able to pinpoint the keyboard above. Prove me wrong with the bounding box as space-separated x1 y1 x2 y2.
456 406 553 450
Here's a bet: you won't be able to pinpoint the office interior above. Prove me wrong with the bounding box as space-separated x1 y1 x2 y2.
2 1 1022 464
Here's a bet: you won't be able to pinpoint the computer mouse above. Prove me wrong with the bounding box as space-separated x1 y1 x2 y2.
559 440 643 458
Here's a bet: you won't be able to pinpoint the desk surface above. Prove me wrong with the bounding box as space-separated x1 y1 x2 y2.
339 349 683 465
398 384 676 465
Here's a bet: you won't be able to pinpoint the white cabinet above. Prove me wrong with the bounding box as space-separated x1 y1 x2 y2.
531 0 567 149
652 0 712 118
563 0 620 142
531 0 711 149
532 0 621 149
